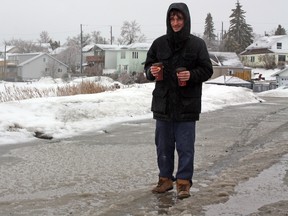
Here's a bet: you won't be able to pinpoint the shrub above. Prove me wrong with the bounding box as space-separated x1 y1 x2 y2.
0 80 113 102
56 80 109 96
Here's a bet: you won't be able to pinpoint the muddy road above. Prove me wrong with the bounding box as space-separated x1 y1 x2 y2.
0 97 287 216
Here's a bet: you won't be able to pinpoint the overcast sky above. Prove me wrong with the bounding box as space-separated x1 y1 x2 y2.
1 0 288 45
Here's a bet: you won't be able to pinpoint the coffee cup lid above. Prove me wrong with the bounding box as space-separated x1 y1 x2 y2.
176 67 186 72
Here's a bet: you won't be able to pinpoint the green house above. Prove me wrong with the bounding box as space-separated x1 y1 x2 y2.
117 43 151 74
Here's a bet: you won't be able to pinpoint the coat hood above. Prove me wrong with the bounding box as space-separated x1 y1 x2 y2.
166 2 191 43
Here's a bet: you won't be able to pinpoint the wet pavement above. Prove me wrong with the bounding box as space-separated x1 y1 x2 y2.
0 97 288 215
204 154 288 215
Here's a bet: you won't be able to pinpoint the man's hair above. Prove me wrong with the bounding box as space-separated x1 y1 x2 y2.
169 9 184 20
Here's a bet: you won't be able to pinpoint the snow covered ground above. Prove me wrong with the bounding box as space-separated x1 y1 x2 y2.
1 75 288 145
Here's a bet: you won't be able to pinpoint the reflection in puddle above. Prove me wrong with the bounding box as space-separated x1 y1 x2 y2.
154 192 178 214
204 154 288 216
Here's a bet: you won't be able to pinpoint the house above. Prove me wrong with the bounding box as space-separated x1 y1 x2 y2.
0 45 19 58
240 35 288 68
8 53 40 65
83 44 121 74
210 52 252 81
206 75 253 89
116 43 151 74
0 59 18 81
82 43 151 75
271 67 288 87
7 53 69 81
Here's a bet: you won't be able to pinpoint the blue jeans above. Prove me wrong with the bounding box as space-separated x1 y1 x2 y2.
155 120 195 181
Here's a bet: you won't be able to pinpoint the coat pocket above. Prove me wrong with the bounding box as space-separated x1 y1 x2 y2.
151 88 168 114
179 86 201 114
157 52 171 64
181 53 197 68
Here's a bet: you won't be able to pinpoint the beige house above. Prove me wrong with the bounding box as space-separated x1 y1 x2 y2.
240 35 288 68
210 52 252 81
0 60 18 81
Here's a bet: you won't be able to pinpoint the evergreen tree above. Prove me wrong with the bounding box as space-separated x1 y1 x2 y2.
275 24 286 35
203 13 217 50
204 13 216 41
224 1 253 54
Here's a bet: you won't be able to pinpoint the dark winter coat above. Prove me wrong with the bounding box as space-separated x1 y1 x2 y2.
144 3 213 122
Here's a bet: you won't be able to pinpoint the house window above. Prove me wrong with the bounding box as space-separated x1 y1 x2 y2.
45 68 49 72
43 58 46 62
277 42 282 49
278 55 286 62
250 56 255 62
121 51 126 59
123 65 128 71
132 51 138 59
58 68 62 72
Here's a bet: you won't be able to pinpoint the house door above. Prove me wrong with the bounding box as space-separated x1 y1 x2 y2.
279 77 288 86
278 55 286 64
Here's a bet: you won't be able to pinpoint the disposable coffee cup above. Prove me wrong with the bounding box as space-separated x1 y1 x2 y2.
176 67 187 86
152 62 163 81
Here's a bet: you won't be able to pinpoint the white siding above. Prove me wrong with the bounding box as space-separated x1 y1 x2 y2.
19 54 68 81
104 50 117 69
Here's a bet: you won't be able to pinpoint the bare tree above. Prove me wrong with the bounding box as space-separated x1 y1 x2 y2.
46 59 58 78
258 54 276 69
39 31 51 43
91 31 107 44
66 33 91 47
56 45 80 73
5 39 46 53
118 20 146 45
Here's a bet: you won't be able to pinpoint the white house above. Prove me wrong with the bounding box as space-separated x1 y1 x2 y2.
240 35 288 68
271 67 288 87
13 53 69 81
8 53 40 65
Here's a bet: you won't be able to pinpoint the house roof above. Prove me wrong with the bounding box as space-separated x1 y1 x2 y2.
82 43 152 52
240 48 274 55
95 44 121 50
82 44 95 52
7 52 41 58
206 75 251 84
209 52 243 67
88 44 122 52
246 35 288 50
121 43 151 50
50 46 69 55
0 45 16 53
271 67 288 77
18 53 69 68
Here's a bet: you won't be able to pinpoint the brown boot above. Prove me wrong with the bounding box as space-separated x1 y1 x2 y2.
152 177 173 193
176 179 191 199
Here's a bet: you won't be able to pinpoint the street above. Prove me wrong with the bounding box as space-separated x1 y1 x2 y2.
0 97 288 216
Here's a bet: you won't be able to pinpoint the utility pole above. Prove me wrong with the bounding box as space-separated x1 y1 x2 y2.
110 26 113 45
3 43 7 80
221 21 224 42
80 24 83 74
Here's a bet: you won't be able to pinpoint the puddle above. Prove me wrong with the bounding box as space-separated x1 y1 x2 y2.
204 154 288 216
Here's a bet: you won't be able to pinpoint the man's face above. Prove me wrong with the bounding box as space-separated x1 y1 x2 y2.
170 13 184 32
